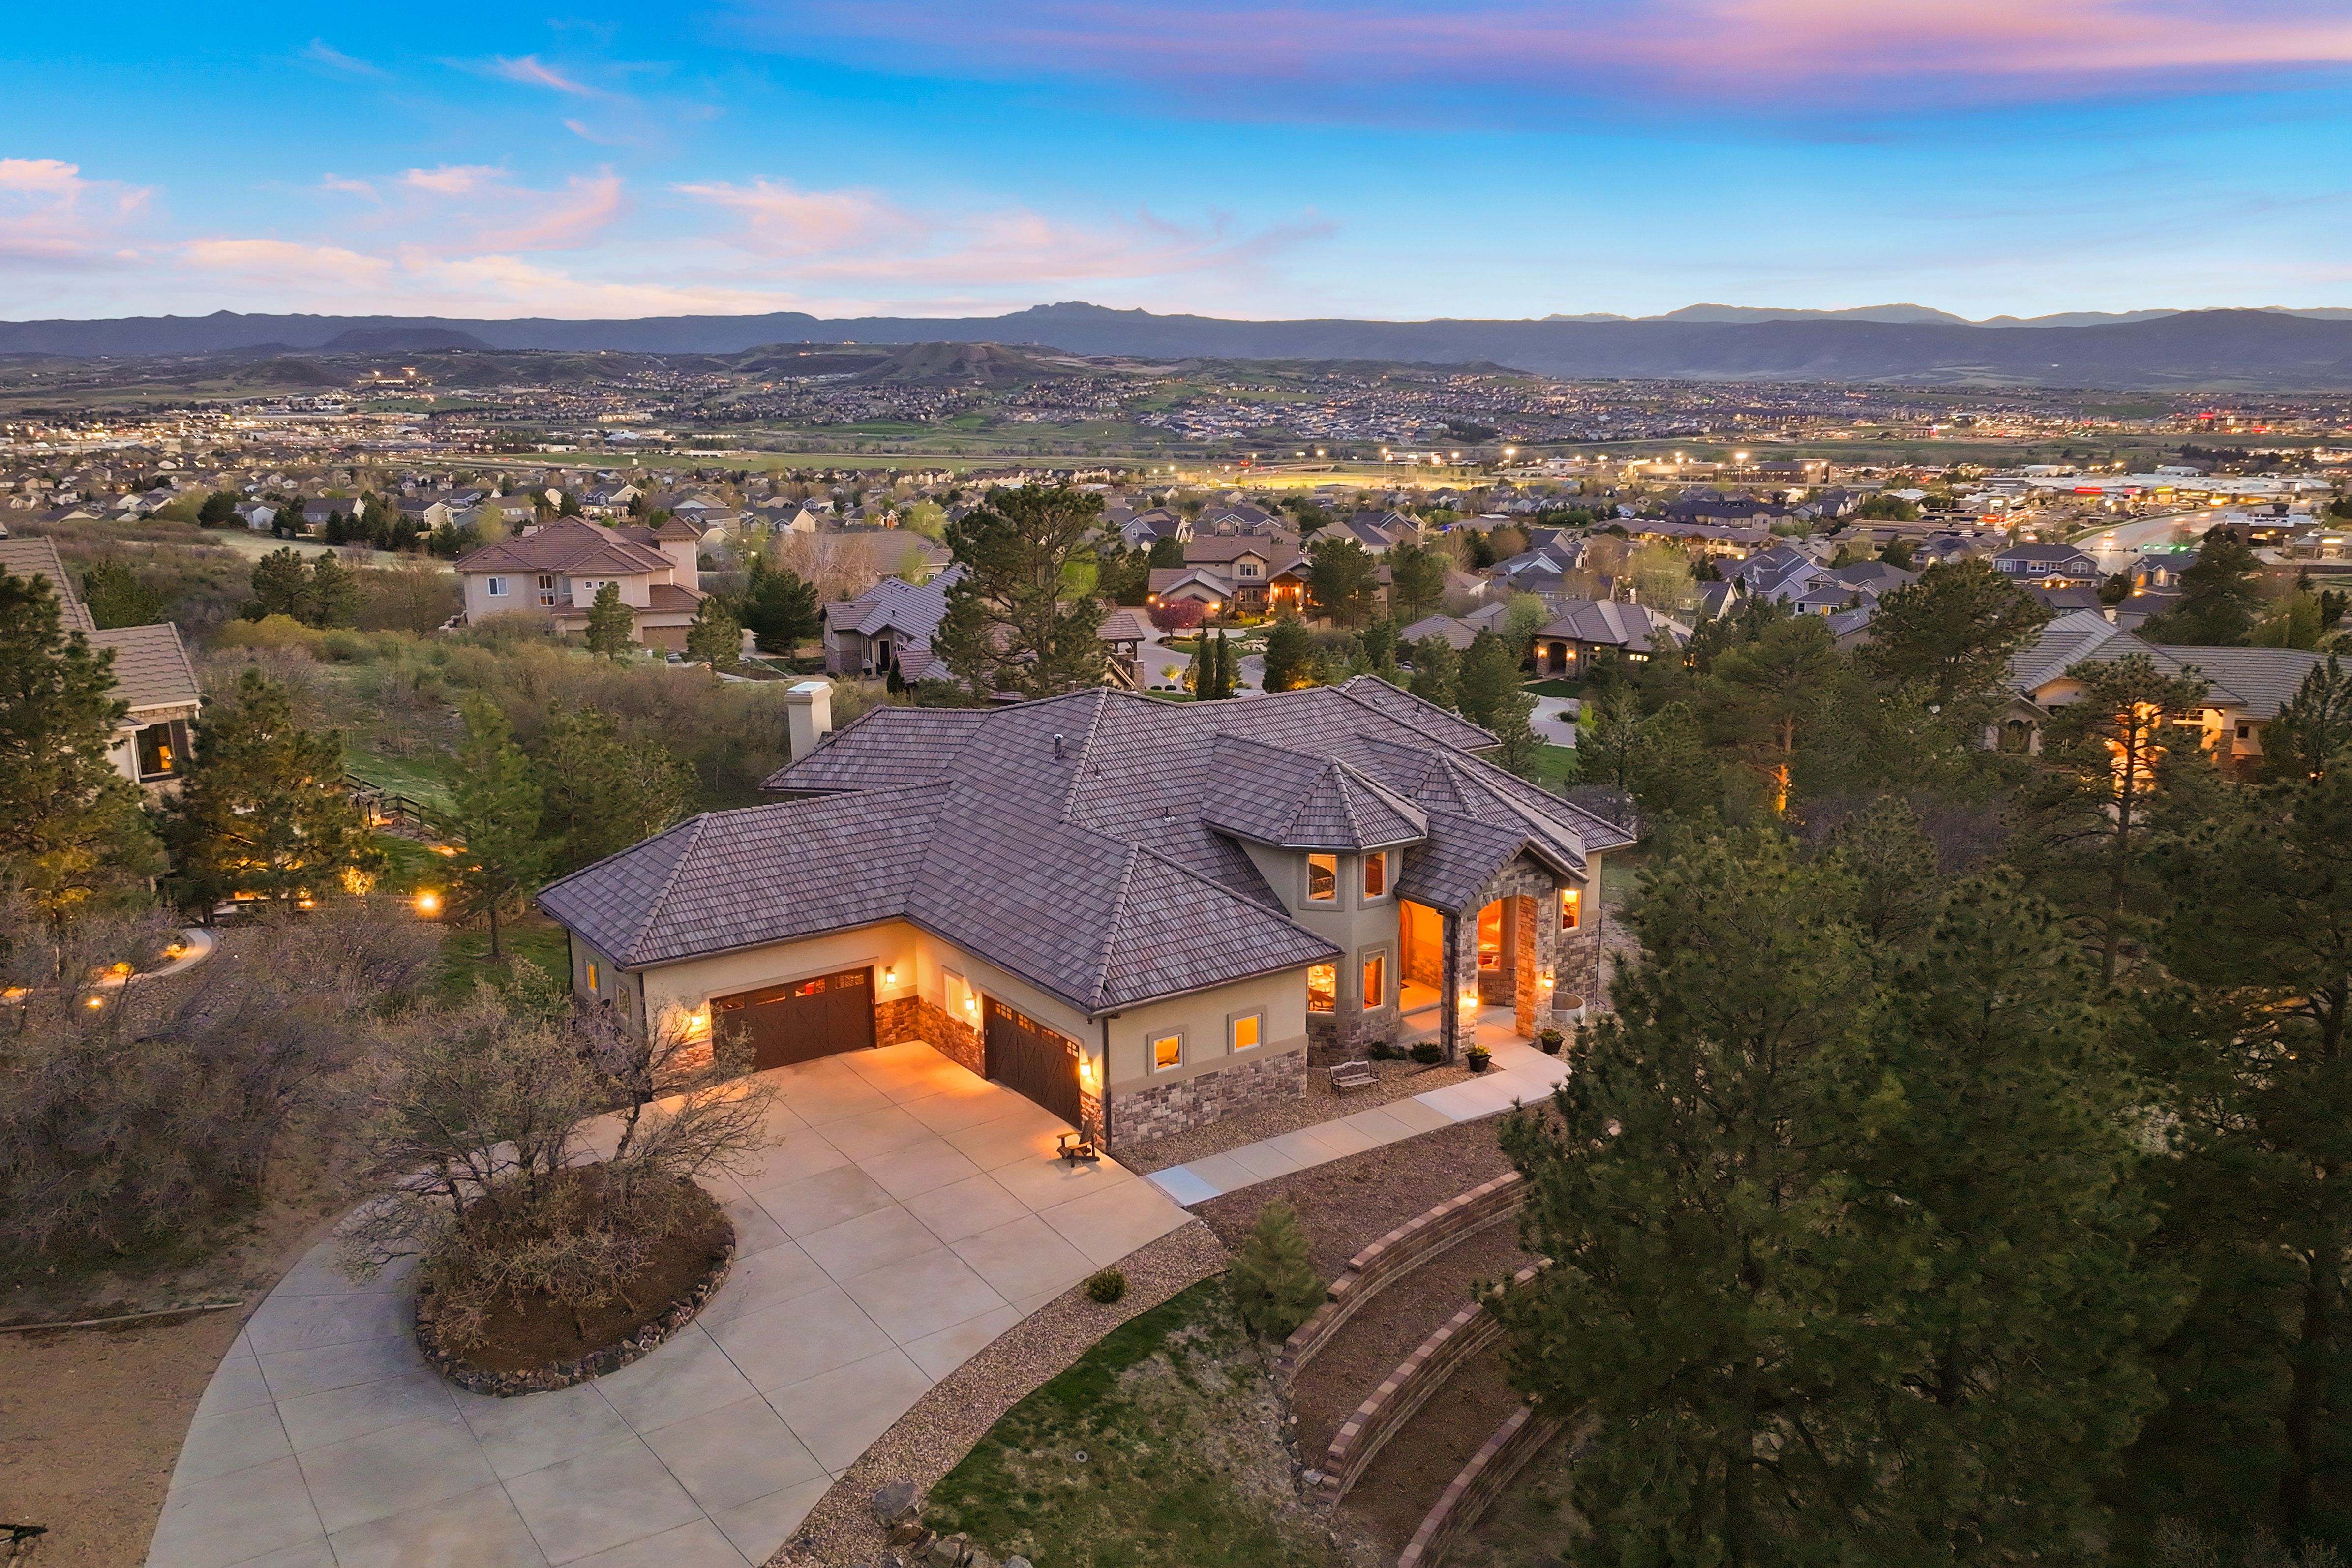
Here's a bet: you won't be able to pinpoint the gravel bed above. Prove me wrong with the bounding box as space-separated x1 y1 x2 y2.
767 1219 1230 1568
1196 1115 1523 1280
1119 1055 1471 1176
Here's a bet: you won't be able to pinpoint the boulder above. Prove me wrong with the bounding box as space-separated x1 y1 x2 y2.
871 1480 920 1524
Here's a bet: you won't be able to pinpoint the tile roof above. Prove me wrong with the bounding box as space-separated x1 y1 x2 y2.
0 537 94 631
2007 609 2325 719
453 518 673 577
1199 735 1429 851
86 624 200 712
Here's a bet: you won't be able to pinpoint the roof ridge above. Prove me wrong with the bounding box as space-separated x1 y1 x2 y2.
620 813 712 965
1089 841 1149 1010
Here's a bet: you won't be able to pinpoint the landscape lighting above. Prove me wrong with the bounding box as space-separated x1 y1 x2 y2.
415 891 441 916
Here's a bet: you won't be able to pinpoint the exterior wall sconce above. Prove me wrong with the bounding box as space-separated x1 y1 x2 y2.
1079 1055 1096 1087
1459 987 1480 1013
883 964 897 984
1538 970 1555 992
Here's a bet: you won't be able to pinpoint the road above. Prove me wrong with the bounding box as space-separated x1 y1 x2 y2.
2073 510 2226 577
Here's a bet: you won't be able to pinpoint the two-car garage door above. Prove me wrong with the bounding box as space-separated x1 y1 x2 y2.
712 966 874 1071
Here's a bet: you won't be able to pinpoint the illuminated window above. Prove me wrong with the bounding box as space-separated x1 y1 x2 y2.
1152 1033 1183 1071
1306 854 1337 903
1231 1013 1261 1052
1560 888 1581 931
1363 851 1388 899
135 720 187 780
538 573 556 607
1307 964 1336 1012
586 961 599 992
1362 953 1386 1010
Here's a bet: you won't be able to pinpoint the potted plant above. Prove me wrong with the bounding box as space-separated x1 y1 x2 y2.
1465 1044 1493 1073
1536 1027 1564 1055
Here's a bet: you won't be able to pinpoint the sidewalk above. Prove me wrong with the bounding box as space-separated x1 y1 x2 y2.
1144 1018 1570 1207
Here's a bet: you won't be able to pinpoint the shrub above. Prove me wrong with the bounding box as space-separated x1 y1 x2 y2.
212 613 324 653
1466 1044 1493 1071
1084 1267 1127 1304
1410 1041 1445 1065
1367 1040 1405 1061
1227 1200 1322 1339
1149 598 1205 633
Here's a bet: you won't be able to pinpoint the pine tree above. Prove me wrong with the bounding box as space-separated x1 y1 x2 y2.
1261 612 1321 692
1859 557 2050 723
250 547 309 619
79 557 167 629
1490 690 1543 779
2143 525 2265 646
736 556 820 654
1305 536 1380 628
443 696 547 960
0 567 162 930
685 597 742 681
305 551 361 628
2261 652 2352 782
1407 634 1460 709
1701 612 1842 817
1227 1200 1322 1338
1386 538 1448 624
1455 628 1524 729
532 709 694 872
934 484 1108 698
161 668 384 914
584 581 633 659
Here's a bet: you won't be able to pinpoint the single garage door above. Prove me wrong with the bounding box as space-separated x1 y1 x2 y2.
983 998 1084 1128
713 966 874 1071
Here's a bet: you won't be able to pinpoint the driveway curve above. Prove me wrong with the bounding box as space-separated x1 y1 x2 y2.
146 1043 1188 1568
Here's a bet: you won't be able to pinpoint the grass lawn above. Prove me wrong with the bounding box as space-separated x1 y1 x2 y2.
1524 678 1585 699
343 744 459 813
924 1279 1345 1568
1526 743 1580 788
431 909 572 1003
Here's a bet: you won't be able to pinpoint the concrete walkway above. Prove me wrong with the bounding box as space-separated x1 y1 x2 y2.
1144 1013 1571 1207
1531 696 1580 748
148 1043 1189 1568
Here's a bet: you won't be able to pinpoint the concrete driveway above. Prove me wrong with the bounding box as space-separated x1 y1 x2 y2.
147 1043 1189 1568
1532 696 1580 747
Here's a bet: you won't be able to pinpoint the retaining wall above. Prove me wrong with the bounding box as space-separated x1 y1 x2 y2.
1276 1171 1525 1383
1393 1404 1568 1568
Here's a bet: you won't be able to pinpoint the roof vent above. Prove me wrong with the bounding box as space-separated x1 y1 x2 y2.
1053 732 1065 761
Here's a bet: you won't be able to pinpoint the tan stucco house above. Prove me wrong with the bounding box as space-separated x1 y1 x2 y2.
535 679 1630 1152
452 517 707 649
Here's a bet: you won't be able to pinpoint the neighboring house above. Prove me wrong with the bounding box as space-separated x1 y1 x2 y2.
452 517 707 649
1400 602 1512 652
0 535 201 792
1625 518 1775 557
1994 543 2101 586
534 679 1632 1150
1532 600 1688 678
1997 609 2324 769
823 567 968 681
1149 534 1312 616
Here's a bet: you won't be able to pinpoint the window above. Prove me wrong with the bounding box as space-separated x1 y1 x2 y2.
1307 963 1336 1012
1560 887 1581 931
1231 1012 1262 1052
486 576 508 597
1238 560 1260 577
586 961 599 992
134 720 187 780
539 573 556 607
1477 901 1504 970
1306 854 1337 903
1362 953 1386 1010
1151 1032 1183 1071
1363 850 1388 899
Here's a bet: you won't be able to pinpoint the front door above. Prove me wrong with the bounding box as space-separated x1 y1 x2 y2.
713 966 875 1071
982 998 1083 1127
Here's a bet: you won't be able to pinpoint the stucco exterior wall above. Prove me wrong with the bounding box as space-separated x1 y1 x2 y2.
1235 839 1404 1058
629 919 924 1036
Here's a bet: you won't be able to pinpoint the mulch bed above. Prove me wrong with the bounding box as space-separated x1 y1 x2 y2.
419 1175 732 1389
1195 1116 1519 1280
1337 1341 1524 1554
1287 1221 1533 1464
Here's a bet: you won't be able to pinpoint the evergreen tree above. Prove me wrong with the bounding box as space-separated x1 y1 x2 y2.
250 547 310 619
443 696 546 960
1261 612 1321 691
685 597 742 680
532 709 694 872
161 668 384 915
1490 691 1543 780
1227 1200 1322 1338
79 557 168 629
1821 795 1945 953
1859 558 2050 722
935 485 1108 698
0 568 162 929
305 551 361 629
735 556 820 654
1386 538 1448 624
2142 526 2265 646
1456 628 1523 729
584 581 633 659
1702 612 1842 817
1407 634 1460 710
2005 653 2215 984
2261 653 2352 782
1306 536 1381 628
197 491 240 528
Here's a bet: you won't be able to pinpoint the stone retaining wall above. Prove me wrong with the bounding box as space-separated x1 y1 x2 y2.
1394 1404 1568 1568
1320 1263 1541 1502
1276 1172 1524 1383
1110 1047 1303 1148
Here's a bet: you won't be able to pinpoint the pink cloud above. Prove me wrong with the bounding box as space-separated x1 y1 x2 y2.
470 173 626 250
489 54 600 96
0 158 151 265
401 164 502 195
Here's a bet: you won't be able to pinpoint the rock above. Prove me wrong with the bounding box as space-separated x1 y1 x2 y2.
872 1480 920 1524
926 1534 970 1567
889 1520 931 1547
1005 1559 1034 1568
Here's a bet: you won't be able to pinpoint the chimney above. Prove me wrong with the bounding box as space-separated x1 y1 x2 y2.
784 680 834 759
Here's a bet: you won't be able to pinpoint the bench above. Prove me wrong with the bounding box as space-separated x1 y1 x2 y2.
1329 1059 1377 1092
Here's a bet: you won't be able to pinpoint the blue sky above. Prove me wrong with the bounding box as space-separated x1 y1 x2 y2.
3 0 2350 322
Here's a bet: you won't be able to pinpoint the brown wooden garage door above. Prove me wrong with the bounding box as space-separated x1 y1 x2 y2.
983 998 1083 1128
713 966 874 1071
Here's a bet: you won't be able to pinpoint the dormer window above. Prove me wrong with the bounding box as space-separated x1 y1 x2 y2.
1238 561 1260 577
1306 854 1337 903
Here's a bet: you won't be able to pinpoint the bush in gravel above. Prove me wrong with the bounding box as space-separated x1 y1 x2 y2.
1367 1040 1405 1061
1410 1041 1445 1066
1227 1201 1322 1339
1084 1267 1127 1304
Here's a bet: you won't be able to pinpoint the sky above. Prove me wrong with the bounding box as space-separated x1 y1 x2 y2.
3 0 2351 323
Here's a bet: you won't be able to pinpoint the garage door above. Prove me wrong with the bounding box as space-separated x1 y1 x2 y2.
713 966 874 1071
983 998 1083 1128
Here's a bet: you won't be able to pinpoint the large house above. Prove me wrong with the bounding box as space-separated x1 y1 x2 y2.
535 680 1630 1151
1994 543 2102 587
452 517 708 648
822 567 967 681
1532 599 1688 678
1999 609 2324 769
2 536 201 791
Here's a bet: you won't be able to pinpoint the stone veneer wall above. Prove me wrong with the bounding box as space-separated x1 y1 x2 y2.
876 996 982 1076
1109 1046 1304 1149
1450 859 1576 1056
1305 1001 1400 1063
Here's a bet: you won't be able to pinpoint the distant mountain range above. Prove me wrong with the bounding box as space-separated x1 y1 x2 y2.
7 302 2352 389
